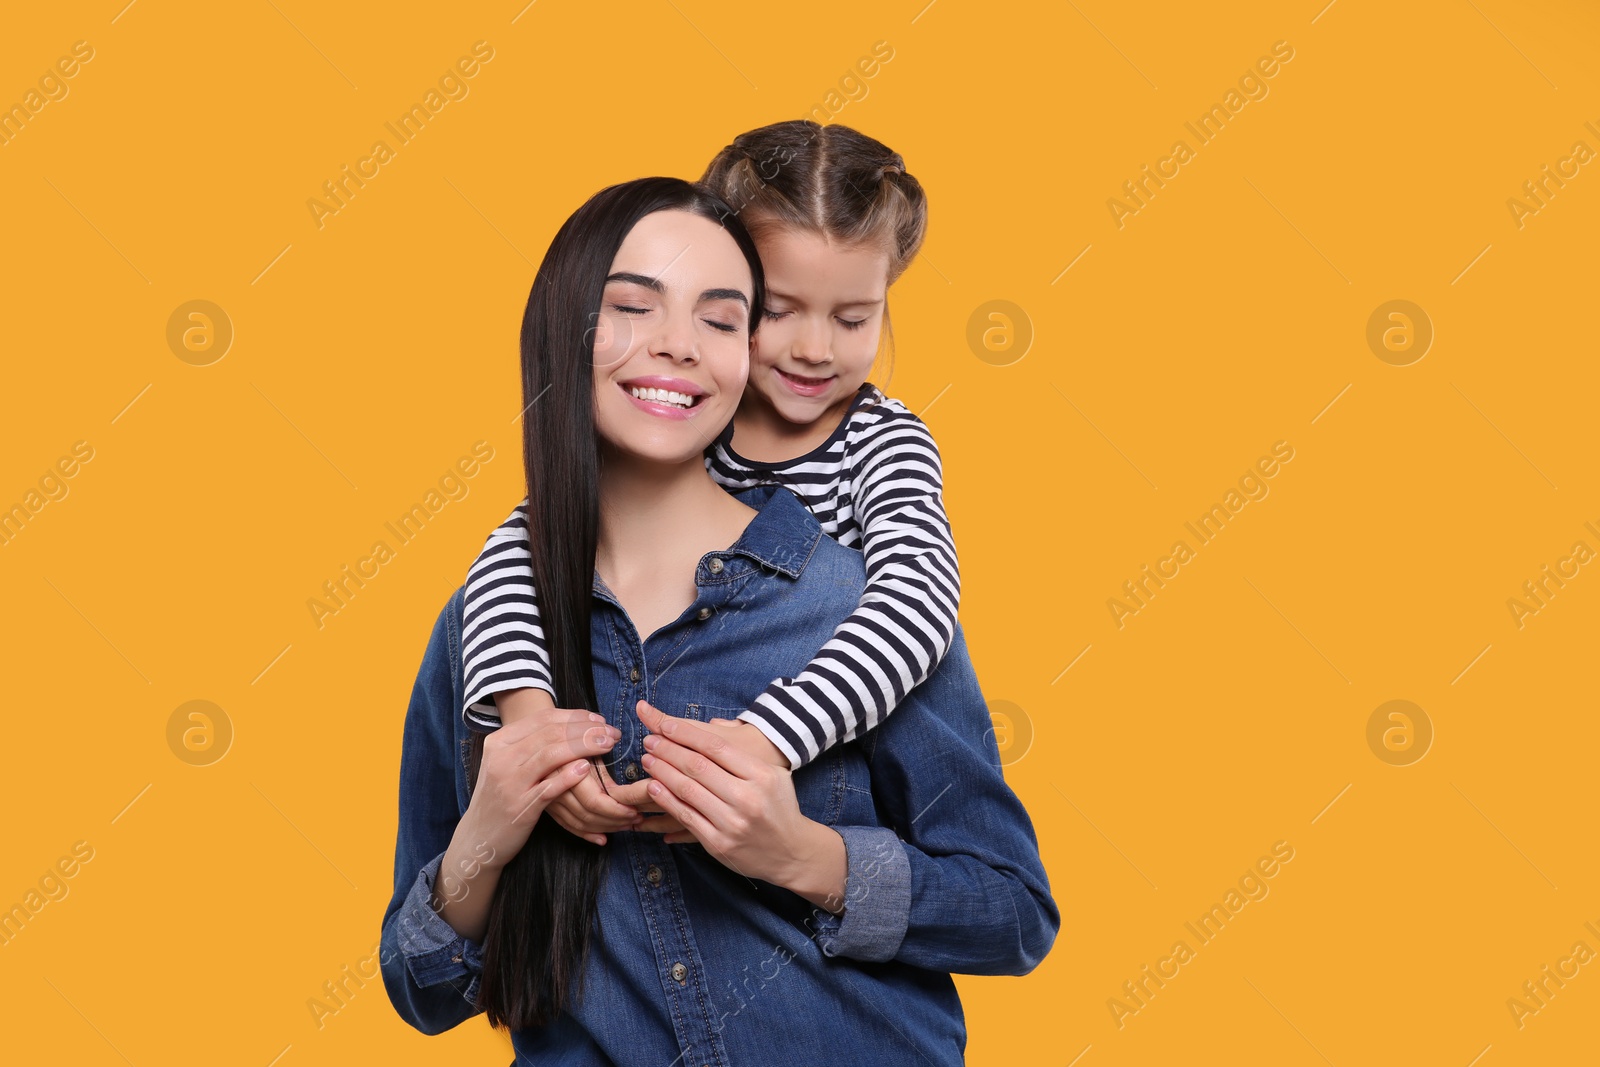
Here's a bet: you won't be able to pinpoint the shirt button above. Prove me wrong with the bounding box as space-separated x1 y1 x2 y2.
696 607 712 620
709 558 724 574
624 761 640 781
630 666 640 683
671 961 687 983
646 864 662 885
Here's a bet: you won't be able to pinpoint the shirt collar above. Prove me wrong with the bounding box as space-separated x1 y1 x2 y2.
716 483 823 578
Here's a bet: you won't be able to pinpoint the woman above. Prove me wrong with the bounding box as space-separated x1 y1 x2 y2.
379 176 1059 1064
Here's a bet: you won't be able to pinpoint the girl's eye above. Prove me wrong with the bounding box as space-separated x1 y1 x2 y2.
837 318 868 330
704 319 739 333
761 309 790 321
610 304 650 315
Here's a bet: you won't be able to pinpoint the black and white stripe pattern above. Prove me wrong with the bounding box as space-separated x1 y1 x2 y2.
460 383 961 770
704 385 961 768
461 506 553 729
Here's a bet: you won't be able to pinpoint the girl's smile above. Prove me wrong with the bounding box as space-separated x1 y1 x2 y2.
774 366 836 397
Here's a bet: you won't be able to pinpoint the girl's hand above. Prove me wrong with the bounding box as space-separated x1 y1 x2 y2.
705 716 792 769
630 700 817 885
463 707 624 864
544 759 645 845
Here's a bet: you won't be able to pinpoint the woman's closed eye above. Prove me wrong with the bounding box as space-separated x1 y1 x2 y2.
611 303 739 333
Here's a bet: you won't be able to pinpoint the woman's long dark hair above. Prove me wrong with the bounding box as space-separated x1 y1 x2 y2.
476 176 765 1030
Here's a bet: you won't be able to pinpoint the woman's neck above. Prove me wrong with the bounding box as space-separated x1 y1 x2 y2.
595 449 757 634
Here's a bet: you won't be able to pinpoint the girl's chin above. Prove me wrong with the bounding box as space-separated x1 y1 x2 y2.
764 389 836 425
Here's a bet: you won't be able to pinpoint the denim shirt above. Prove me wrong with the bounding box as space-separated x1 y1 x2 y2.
379 484 1060 1065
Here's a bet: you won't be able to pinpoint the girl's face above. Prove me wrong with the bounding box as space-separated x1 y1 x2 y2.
591 209 754 464
746 226 891 426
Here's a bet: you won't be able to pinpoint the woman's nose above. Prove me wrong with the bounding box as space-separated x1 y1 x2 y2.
646 308 698 363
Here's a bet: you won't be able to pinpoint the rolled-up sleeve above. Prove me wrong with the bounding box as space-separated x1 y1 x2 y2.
810 825 912 961
390 852 486 989
380 589 489 1035
814 626 1060 976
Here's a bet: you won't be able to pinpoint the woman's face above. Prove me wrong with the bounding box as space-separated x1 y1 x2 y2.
745 226 891 426
591 209 754 463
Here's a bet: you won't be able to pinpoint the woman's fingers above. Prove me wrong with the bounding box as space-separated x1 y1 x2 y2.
639 772 715 843
492 707 608 745
511 758 593 826
635 701 755 801
513 721 622 774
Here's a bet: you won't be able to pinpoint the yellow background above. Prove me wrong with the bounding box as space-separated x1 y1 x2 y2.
3 1 1597 1063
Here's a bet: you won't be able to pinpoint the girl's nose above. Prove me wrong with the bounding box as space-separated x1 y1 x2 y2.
792 322 829 363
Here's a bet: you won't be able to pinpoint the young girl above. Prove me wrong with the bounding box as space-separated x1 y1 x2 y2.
461 120 960 841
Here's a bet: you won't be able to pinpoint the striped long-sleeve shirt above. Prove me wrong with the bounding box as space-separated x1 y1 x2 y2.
459 382 961 770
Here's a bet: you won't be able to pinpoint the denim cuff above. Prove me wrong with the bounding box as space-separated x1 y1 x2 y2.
810 826 910 962
395 852 485 994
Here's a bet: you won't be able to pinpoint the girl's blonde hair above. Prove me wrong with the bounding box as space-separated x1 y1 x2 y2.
699 119 927 285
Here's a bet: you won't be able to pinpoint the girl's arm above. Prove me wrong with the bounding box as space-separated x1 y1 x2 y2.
737 409 961 769
462 501 642 840
461 499 557 729
806 626 1059 975
637 630 1058 977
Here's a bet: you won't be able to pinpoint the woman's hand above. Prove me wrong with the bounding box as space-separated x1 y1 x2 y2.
497 688 643 846
630 700 844 904
626 719 783 841
462 707 624 865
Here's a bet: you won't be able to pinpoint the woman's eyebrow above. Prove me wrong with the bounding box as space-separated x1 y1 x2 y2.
606 272 748 308
700 287 749 307
606 271 663 292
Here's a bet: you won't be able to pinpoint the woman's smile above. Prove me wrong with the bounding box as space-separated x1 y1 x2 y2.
617 374 710 421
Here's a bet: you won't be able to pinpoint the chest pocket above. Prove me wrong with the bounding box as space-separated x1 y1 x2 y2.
689 705 866 827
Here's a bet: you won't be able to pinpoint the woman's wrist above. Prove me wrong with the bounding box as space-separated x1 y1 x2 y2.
778 819 848 915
